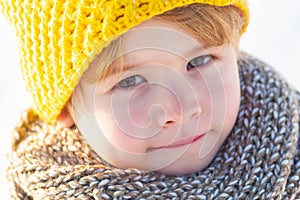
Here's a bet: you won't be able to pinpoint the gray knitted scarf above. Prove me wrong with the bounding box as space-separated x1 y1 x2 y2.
7 54 300 199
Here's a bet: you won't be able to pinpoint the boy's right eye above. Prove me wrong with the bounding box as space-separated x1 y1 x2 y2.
113 75 146 90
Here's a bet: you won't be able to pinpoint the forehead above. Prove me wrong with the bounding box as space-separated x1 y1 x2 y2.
121 19 207 58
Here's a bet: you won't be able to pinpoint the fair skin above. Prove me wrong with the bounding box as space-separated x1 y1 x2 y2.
58 19 241 175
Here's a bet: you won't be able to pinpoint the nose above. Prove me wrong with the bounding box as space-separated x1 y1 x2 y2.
152 74 202 128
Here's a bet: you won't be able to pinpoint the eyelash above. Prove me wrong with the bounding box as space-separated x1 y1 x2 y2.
186 54 213 71
113 54 214 91
113 75 146 91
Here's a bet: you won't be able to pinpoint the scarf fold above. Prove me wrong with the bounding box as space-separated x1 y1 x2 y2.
7 53 300 199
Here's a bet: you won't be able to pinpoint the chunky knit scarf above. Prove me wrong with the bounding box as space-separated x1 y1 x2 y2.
7 54 300 199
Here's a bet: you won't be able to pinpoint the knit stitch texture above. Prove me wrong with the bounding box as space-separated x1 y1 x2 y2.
0 0 249 123
7 54 300 199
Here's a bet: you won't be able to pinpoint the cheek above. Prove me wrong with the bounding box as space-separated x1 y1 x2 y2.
108 85 166 139
225 77 240 120
93 94 150 153
200 60 240 132
196 62 240 159
127 90 154 129
221 64 241 132
95 112 149 153
222 61 240 105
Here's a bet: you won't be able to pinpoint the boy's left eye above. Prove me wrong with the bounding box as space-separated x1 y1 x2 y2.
186 55 213 70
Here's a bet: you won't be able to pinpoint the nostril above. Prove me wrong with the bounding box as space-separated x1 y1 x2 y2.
163 120 175 128
166 120 174 124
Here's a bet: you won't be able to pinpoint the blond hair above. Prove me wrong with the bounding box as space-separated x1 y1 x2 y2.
69 3 245 111
155 4 244 50
81 4 244 84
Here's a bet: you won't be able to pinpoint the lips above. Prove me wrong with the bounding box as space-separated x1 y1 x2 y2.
149 133 206 151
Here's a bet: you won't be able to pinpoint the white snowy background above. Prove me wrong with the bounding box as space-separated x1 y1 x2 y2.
0 0 299 198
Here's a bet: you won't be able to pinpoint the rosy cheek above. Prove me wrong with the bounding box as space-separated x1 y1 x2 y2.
110 84 166 139
129 95 154 130
92 101 149 151
112 108 153 141
94 106 146 152
110 126 142 151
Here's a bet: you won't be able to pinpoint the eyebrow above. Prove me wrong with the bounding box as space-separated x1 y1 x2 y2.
183 45 209 59
108 45 211 77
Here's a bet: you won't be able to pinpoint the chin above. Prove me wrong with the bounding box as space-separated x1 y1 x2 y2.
155 153 214 176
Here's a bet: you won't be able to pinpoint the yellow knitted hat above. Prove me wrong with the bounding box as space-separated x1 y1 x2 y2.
0 0 249 123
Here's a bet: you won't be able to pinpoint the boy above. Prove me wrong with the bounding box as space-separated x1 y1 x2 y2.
2 0 300 199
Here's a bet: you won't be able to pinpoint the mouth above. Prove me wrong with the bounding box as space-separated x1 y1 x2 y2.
148 133 206 151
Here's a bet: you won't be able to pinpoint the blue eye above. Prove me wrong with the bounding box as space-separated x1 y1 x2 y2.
114 75 146 90
187 55 213 70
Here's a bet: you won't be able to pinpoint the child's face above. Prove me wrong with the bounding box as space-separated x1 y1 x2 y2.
72 19 241 175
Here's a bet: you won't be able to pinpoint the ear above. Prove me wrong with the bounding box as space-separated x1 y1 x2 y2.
57 106 74 128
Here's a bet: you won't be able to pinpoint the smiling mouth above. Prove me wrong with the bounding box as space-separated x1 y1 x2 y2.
148 133 206 151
